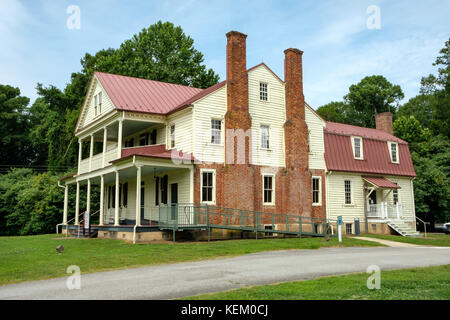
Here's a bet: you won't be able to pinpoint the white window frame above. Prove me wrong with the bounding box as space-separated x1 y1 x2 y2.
200 169 216 204
312 176 322 206
98 91 102 114
392 182 400 205
351 136 363 160
260 124 270 149
344 179 352 205
169 124 175 149
388 142 399 163
262 174 275 206
94 94 98 117
259 81 269 102
210 119 222 145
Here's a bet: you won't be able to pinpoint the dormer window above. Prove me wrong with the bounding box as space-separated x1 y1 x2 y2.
351 136 363 160
259 82 268 101
389 142 399 163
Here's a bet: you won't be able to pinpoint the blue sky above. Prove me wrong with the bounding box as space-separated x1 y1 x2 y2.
1 0 449 108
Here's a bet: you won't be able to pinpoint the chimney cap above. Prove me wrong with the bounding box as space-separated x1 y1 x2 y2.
226 30 248 39
376 112 393 117
284 48 303 55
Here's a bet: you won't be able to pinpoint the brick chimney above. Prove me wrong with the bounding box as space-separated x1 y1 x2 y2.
225 31 251 165
375 112 393 135
284 48 308 169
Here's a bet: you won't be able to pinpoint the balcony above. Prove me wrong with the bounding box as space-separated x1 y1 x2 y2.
78 146 119 175
367 202 403 220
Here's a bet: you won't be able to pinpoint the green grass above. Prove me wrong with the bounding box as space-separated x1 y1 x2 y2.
363 233 450 247
183 265 450 300
0 234 380 285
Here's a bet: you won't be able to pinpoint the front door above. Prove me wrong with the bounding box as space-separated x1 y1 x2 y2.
368 190 377 214
170 183 178 220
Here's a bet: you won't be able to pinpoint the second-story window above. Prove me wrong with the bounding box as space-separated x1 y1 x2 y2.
170 125 175 148
263 174 275 205
211 119 221 144
259 82 268 101
261 125 270 149
312 177 321 205
124 138 134 148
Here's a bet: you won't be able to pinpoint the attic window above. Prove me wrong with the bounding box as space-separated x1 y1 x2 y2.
94 92 102 117
259 82 268 101
389 142 399 163
352 137 363 160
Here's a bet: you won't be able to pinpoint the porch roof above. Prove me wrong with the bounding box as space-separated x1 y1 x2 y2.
363 176 401 189
111 144 197 163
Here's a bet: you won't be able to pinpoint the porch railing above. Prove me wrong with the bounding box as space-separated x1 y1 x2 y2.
157 203 330 238
367 202 403 220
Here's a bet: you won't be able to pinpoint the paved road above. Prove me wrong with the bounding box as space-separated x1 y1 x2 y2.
1 246 449 300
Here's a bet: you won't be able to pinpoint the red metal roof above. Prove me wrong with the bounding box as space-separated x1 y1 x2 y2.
95 72 203 115
324 132 416 177
112 144 196 163
362 176 401 189
326 122 406 144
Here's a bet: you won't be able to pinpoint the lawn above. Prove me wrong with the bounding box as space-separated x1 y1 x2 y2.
0 234 379 285
363 233 450 247
183 265 450 300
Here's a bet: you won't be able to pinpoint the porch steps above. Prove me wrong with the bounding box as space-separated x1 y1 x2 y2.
388 220 423 238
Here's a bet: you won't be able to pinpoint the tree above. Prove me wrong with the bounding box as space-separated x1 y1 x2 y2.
393 115 431 149
0 84 31 166
316 101 360 126
344 75 404 128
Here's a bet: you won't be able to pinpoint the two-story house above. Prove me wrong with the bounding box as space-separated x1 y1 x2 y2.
59 30 419 240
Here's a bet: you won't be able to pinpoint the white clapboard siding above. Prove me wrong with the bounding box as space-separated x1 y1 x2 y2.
192 85 227 163
167 108 194 154
248 65 286 167
305 105 326 170
81 77 115 128
326 172 415 223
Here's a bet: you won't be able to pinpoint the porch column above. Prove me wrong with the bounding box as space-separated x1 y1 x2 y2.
89 134 94 171
135 166 142 226
117 119 123 159
86 178 91 214
75 181 80 225
114 170 120 226
99 175 104 226
102 126 107 167
78 140 82 175
63 183 69 225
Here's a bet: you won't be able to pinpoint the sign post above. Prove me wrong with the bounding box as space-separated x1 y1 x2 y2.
337 216 342 243
85 211 90 237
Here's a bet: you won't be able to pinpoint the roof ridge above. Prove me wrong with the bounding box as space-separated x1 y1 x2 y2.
94 71 204 91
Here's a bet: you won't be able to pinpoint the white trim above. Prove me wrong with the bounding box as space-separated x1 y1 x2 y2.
351 136 363 160
259 81 269 102
344 179 353 205
200 168 216 205
210 118 223 145
312 176 322 206
262 173 275 206
388 141 399 163
260 124 270 150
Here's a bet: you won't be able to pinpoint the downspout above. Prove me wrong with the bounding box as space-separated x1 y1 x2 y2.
57 181 66 235
133 155 137 244
363 184 368 234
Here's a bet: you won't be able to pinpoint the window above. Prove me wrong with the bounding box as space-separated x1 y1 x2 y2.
160 175 168 204
352 137 363 159
122 182 128 207
94 95 98 116
263 174 275 205
211 119 222 144
389 142 399 163
139 133 149 146
98 92 102 114
261 125 270 149
259 82 268 101
201 170 215 203
345 223 353 235
344 180 352 204
170 125 175 148
393 183 399 205
124 138 134 148
150 129 157 145
312 177 321 205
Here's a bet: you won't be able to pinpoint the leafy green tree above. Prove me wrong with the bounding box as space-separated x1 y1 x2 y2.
0 84 31 166
344 75 404 128
316 101 362 126
393 115 431 149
